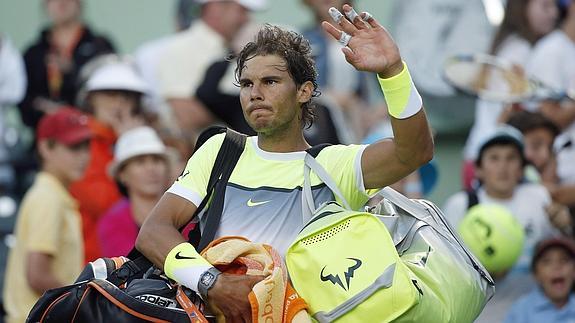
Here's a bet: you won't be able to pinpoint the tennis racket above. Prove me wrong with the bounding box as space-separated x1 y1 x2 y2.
442 54 574 103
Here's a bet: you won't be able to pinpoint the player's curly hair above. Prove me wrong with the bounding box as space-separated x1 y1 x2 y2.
235 24 320 129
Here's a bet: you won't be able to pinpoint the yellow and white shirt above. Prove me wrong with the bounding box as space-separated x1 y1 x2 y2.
167 134 378 255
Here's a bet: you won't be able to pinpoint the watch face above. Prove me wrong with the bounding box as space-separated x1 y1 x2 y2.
201 272 215 286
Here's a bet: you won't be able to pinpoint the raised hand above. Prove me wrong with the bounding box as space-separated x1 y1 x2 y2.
321 4 403 78
545 202 573 235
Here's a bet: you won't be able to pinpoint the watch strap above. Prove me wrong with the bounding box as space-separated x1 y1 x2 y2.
198 267 222 300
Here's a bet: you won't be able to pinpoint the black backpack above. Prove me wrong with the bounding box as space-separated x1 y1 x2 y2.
27 126 246 323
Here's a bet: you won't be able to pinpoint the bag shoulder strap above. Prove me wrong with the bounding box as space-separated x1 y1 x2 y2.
466 190 479 210
197 128 246 251
302 144 351 223
306 143 331 158
113 128 246 285
188 127 244 234
194 125 228 152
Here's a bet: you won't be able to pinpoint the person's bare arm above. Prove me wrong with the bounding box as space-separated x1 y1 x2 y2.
168 97 217 136
26 252 63 294
136 193 197 268
322 5 433 189
548 184 575 206
362 111 433 189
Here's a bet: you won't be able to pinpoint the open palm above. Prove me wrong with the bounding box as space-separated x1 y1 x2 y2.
321 4 403 78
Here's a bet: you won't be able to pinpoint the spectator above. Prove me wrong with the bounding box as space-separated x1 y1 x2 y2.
70 61 148 262
526 0 575 135
443 125 569 322
3 108 91 323
156 0 266 141
462 0 558 189
504 237 575 322
506 110 575 234
15 0 114 197
0 35 26 192
18 0 115 131
526 0 575 213
97 126 170 257
506 110 561 183
132 0 201 126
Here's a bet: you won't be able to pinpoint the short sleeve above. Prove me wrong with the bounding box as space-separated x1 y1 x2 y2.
167 133 225 206
24 191 65 254
318 144 373 210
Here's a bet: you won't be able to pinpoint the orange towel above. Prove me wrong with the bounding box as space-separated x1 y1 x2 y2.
201 236 311 323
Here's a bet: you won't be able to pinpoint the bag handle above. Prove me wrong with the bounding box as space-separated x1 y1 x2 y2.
378 187 452 239
303 154 455 244
176 286 209 323
303 147 441 234
302 152 351 223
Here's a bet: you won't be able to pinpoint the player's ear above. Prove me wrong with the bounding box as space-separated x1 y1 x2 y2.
297 81 314 104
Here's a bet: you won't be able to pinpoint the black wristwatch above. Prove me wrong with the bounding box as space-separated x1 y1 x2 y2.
198 267 221 300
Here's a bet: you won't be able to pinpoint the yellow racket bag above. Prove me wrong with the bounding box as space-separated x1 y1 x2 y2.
285 154 495 323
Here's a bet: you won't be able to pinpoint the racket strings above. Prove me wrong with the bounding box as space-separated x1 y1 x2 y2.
444 58 531 103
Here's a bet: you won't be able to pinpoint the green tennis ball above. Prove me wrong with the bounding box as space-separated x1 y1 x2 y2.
458 204 525 274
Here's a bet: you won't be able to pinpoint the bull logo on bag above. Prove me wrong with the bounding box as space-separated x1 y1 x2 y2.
320 257 362 291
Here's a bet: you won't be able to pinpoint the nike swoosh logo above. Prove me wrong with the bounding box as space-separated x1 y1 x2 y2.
175 251 196 260
247 198 271 207
177 170 190 181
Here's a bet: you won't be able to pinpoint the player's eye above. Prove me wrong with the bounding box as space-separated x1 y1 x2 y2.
240 81 252 88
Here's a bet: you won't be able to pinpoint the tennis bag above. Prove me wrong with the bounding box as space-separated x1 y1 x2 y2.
26 257 208 323
285 153 495 323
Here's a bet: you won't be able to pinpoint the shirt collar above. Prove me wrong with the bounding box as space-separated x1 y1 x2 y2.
249 136 307 161
532 287 575 311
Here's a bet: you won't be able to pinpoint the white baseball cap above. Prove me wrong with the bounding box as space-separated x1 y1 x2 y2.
109 126 167 178
476 125 525 163
194 0 267 11
86 62 149 95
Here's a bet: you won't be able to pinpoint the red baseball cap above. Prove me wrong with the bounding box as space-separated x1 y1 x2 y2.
36 107 93 145
531 237 575 270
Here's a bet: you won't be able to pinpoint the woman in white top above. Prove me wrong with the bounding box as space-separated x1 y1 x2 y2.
462 0 559 190
526 1 575 205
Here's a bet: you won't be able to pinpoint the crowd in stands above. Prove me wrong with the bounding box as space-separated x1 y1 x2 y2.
0 0 574 322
